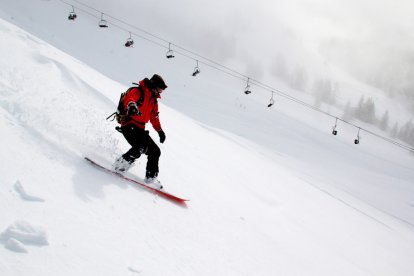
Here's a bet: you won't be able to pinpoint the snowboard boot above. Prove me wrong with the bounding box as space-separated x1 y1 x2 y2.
112 156 134 173
144 177 163 190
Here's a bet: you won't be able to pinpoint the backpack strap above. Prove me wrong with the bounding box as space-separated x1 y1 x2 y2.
135 86 145 106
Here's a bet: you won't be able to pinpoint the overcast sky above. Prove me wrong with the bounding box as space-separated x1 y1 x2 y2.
74 0 414 96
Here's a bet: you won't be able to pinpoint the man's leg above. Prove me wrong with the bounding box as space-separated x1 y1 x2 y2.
144 136 161 178
114 125 148 172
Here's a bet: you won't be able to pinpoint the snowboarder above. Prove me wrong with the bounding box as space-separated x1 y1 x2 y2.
113 74 168 189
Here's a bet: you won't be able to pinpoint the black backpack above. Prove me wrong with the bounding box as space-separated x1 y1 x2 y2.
107 83 144 124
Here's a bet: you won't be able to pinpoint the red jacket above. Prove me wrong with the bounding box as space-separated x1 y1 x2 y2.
121 79 162 131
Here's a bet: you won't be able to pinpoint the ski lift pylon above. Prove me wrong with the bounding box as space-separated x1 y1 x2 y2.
99 13 108 28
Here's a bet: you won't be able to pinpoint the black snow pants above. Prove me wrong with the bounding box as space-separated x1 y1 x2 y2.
121 124 161 178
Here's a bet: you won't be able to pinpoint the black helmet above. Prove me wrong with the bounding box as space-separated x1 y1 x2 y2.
150 74 168 90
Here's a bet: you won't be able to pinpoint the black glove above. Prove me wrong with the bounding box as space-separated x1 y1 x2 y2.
127 102 140 116
158 130 166 143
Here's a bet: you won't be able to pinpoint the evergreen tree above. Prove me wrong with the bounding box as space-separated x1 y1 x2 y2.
390 122 399 138
364 97 376 124
354 95 365 120
379 110 389 131
312 78 337 106
342 100 353 121
354 96 376 124
289 66 308 92
399 120 414 146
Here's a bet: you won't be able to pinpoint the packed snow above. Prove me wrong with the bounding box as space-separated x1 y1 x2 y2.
1 1 414 275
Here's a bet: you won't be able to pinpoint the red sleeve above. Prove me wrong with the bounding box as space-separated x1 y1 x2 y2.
150 102 162 131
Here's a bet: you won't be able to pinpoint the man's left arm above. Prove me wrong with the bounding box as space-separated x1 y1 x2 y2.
150 104 166 143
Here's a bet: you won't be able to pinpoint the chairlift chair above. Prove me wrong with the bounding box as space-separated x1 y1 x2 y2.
244 85 251 95
68 12 77 20
244 78 251 94
99 19 108 28
267 92 275 107
125 32 134 47
166 50 175 59
192 67 200 77
332 118 338 135
125 38 134 47
99 13 108 28
192 61 200 76
354 128 361 144
166 43 175 58
68 6 77 20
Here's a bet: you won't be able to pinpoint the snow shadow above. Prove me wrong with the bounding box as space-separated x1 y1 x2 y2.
14 181 45 202
71 156 129 202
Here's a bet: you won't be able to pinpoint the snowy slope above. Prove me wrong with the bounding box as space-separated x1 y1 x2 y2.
0 5 414 276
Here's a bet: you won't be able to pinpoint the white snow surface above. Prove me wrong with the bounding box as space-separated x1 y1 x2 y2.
0 2 414 276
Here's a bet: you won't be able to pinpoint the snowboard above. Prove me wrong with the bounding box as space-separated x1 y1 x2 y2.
84 157 188 206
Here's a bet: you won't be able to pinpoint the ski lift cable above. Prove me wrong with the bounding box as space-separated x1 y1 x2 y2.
59 1 197 56
61 0 252 83
238 77 413 151
61 1 244 81
58 0 414 153
56 2 393 126
71 0 169 44
67 0 248 80
60 1 169 49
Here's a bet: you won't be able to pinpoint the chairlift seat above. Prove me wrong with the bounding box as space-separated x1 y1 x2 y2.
125 39 134 47
166 50 175 59
267 98 275 107
99 20 108 28
192 68 200 76
244 83 251 95
68 12 77 20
